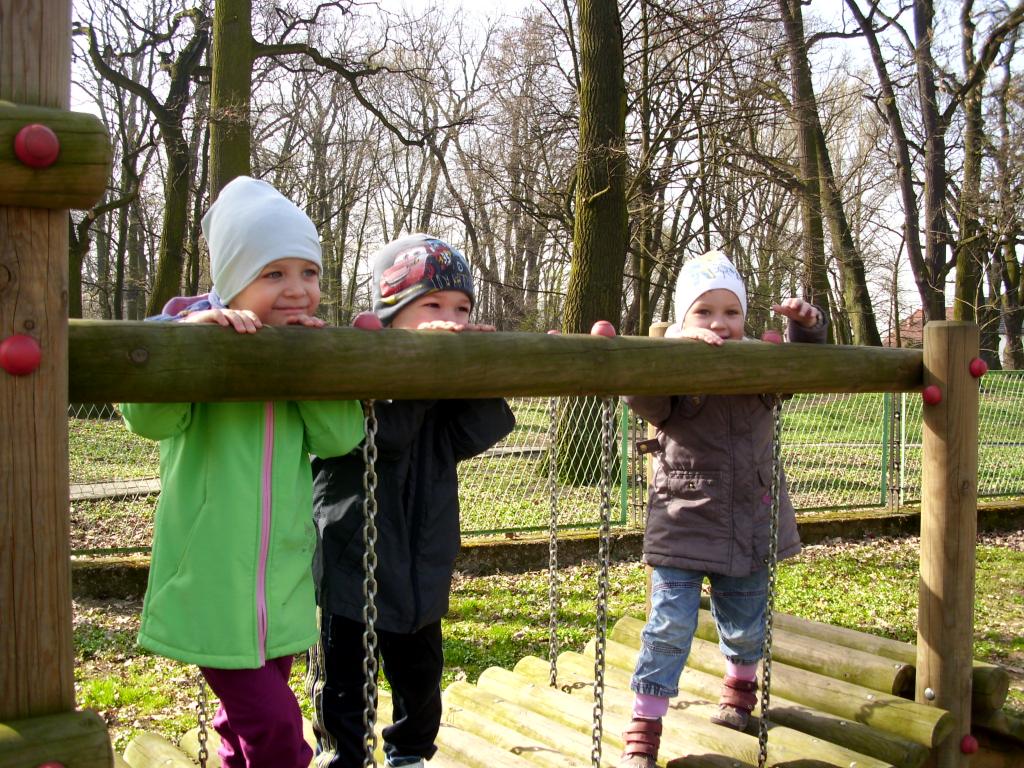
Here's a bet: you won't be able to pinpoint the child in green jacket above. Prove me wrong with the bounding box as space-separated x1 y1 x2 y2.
121 176 364 768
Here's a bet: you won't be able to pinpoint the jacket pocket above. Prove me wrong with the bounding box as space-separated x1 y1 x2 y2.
663 469 723 508
647 469 732 561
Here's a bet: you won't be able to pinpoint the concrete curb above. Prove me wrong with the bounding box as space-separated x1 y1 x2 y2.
72 501 1024 600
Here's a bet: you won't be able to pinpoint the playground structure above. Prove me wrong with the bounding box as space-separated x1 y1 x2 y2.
0 2 1019 767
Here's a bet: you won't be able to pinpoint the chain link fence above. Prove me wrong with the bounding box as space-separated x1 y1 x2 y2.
68 371 1024 554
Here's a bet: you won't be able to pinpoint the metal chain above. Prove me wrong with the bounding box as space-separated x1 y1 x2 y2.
757 396 783 768
360 401 381 768
196 670 209 768
547 395 560 688
591 396 615 768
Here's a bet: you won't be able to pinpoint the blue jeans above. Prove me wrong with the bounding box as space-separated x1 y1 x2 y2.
630 566 769 698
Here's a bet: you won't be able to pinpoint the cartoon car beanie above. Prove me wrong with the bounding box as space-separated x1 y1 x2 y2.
371 234 475 326
674 250 748 321
202 175 322 306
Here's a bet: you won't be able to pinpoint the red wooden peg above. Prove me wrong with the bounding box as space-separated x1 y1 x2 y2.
969 357 988 378
546 329 561 335
0 334 42 376
921 385 942 406
13 123 60 169
351 311 383 330
35 763 67 768
959 734 978 754
760 329 783 344
590 320 616 337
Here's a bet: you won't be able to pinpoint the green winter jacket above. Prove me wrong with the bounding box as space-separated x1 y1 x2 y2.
121 399 364 668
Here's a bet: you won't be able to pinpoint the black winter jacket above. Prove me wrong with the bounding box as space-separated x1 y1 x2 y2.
312 398 516 633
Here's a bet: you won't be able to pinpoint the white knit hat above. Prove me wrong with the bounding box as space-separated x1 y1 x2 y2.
201 176 322 305
674 250 747 321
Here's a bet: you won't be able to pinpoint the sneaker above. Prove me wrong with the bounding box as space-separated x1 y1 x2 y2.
711 703 750 731
709 676 757 732
386 758 425 767
619 753 656 768
619 717 662 768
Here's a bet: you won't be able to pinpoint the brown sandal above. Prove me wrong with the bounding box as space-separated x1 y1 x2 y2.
619 717 662 768
710 676 757 731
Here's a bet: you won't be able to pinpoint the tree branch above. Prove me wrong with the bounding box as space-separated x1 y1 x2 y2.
253 41 425 147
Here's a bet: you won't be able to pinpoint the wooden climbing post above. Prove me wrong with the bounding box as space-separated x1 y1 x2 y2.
916 321 980 768
0 10 111 768
0 0 76 721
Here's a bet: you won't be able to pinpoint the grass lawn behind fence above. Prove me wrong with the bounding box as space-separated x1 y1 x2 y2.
69 381 1024 550
75 533 1024 753
66 387 1024 750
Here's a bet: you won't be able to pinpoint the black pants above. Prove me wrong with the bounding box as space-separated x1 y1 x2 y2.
307 613 443 766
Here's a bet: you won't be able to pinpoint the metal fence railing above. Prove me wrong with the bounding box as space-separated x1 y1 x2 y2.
68 371 1024 554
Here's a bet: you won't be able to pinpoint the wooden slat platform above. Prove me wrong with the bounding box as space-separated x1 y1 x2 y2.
116 614 1024 767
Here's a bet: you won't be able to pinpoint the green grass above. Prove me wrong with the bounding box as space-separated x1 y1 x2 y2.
66 381 1024 549
74 533 1024 753
69 415 160 483
68 383 1024 551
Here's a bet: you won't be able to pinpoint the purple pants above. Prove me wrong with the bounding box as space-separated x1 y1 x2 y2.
201 656 312 768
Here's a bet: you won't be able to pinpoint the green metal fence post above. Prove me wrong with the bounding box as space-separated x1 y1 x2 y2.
619 402 629 524
881 393 890 505
900 392 907 500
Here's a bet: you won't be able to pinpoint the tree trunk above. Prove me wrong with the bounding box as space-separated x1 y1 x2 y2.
126 202 146 320
914 0 951 322
813 120 882 345
954 0 984 323
560 0 628 484
994 48 1022 369
1001 241 1024 369
779 0 832 328
95 211 112 319
845 0 938 320
209 0 253 196
565 0 627 335
980 260 1003 369
145 140 193 315
187 127 211 296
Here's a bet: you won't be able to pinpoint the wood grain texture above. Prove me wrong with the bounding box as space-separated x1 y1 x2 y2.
0 0 76 723
917 321 981 768
68 320 925 402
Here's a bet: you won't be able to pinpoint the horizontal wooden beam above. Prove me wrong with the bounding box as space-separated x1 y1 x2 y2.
0 102 110 209
68 320 924 402
0 709 112 768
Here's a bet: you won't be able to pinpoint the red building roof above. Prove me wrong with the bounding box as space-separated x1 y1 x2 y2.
884 307 956 347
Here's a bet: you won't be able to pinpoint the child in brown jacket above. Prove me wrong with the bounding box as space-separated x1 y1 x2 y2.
619 251 827 768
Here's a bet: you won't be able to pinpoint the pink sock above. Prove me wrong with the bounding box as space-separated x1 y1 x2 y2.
632 693 669 720
726 660 757 681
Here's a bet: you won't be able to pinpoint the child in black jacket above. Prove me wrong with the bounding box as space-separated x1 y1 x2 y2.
306 234 516 768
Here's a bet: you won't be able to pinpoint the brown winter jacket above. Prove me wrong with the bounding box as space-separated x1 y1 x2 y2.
625 316 827 577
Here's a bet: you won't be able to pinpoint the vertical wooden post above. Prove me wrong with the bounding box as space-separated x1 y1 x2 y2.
0 0 75 719
916 321 979 768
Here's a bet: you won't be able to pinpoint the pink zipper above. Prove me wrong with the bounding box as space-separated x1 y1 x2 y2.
257 401 274 666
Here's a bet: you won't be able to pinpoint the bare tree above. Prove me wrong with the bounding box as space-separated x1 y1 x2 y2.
76 2 210 315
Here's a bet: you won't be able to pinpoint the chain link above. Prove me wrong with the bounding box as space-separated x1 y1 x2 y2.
591 396 615 768
196 670 209 768
361 401 381 768
757 396 783 768
547 396 560 688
